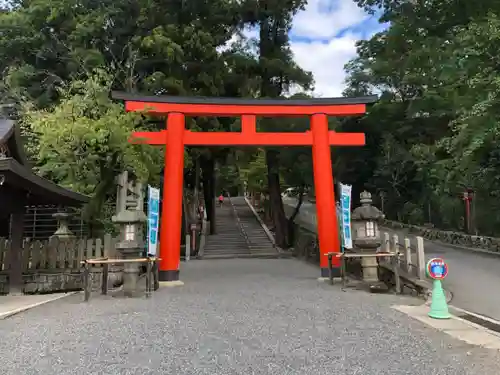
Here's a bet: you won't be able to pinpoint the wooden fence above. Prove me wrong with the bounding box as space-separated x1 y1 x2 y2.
0 235 119 272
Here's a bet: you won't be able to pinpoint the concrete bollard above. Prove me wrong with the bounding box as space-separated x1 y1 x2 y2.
384 232 390 253
404 238 411 272
392 234 399 254
185 234 191 261
416 236 425 280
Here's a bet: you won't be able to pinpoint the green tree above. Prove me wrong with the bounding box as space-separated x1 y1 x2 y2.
240 0 313 248
344 0 500 234
0 0 254 236
24 73 162 235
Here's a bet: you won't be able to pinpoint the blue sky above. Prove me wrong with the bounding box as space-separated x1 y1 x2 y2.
288 0 388 97
224 0 388 97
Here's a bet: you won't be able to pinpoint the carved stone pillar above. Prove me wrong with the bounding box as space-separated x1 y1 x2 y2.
112 174 146 297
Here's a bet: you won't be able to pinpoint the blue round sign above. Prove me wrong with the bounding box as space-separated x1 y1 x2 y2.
427 258 448 280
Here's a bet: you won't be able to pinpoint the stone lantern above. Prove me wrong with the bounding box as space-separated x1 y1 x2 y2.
351 191 385 282
112 182 147 297
50 210 75 241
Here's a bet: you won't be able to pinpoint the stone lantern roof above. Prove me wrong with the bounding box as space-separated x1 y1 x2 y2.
351 191 385 222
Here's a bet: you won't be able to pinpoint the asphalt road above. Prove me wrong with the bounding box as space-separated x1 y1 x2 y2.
283 198 500 321
381 225 500 321
0 258 499 374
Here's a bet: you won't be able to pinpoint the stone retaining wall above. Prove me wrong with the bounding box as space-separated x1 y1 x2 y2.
0 268 123 295
384 220 500 253
291 225 319 260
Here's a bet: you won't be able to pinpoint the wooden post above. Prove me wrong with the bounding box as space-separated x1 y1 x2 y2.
328 253 333 285
101 263 109 295
146 259 152 297
341 254 347 289
84 262 91 302
153 260 159 291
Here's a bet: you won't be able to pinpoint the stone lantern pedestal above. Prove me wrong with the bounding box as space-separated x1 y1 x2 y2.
351 191 385 282
50 211 75 241
112 209 147 297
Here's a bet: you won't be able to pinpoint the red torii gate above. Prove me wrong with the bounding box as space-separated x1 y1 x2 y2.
112 92 377 283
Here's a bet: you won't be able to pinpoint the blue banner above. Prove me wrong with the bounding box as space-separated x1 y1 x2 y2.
147 185 160 256
340 183 352 249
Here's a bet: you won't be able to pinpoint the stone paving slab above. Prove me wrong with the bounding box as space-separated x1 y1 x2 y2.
393 304 500 349
0 292 77 320
0 258 499 374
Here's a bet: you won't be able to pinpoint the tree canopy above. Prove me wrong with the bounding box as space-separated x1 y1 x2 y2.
341 0 500 235
2 0 498 239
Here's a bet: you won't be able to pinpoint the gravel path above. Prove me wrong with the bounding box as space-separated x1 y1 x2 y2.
0 258 499 375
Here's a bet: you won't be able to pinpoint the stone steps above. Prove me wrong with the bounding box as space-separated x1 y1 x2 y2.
201 204 249 258
231 197 277 256
200 196 279 259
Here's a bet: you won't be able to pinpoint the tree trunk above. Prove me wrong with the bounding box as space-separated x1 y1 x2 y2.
266 149 288 248
287 184 305 247
85 164 117 237
210 160 217 234
258 12 291 248
193 157 200 218
201 155 216 234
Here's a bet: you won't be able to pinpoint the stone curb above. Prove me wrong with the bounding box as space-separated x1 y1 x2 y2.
430 240 500 258
381 226 500 258
393 304 500 349
0 291 79 320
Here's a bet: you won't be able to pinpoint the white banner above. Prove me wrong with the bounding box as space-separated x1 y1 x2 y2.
147 185 160 256
340 183 353 249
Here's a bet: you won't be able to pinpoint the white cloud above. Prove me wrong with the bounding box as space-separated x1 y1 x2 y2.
291 33 360 97
217 27 259 54
219 0 385 97
292 0 367 40
290 0 387 97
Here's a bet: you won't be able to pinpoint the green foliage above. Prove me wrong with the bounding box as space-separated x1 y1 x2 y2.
343 0 500 235
24 72 162 230
239 149 268 194
0 0 314 243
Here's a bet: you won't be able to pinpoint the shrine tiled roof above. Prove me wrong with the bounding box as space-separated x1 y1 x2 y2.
0 119 89 206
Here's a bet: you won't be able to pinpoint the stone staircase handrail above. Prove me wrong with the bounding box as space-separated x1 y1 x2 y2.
227 193 251 248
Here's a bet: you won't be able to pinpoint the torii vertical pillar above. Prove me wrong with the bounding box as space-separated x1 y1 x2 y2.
159 113 185 283
311 114 340 276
